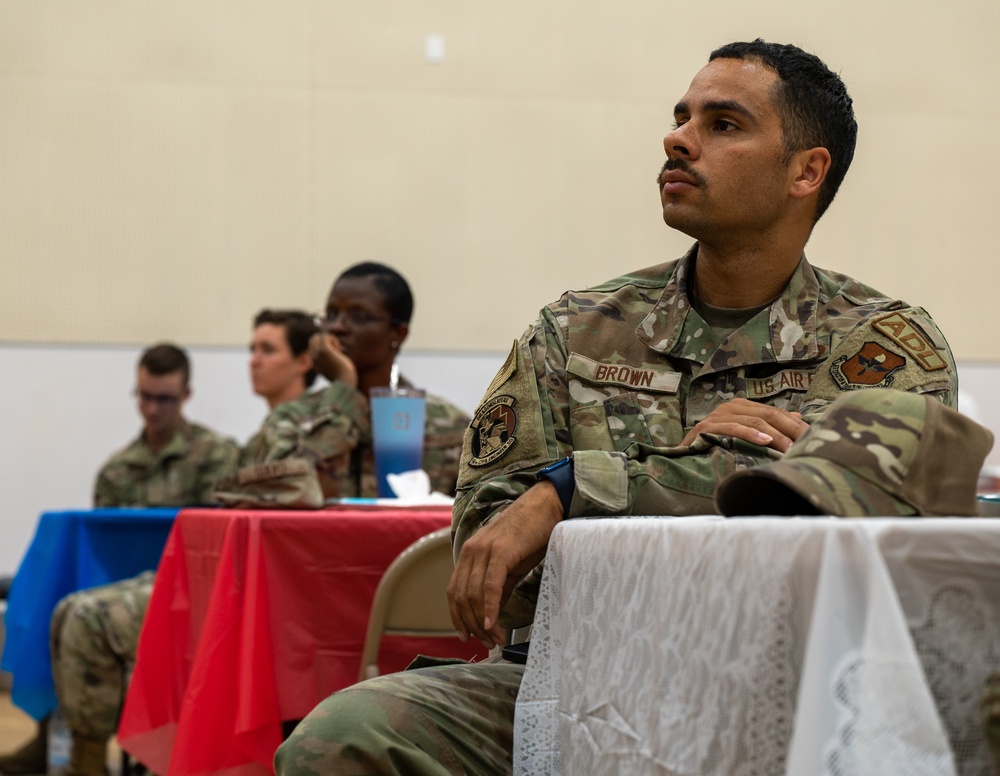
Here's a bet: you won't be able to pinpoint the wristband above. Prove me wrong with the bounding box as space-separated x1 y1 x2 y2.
535 456 575 517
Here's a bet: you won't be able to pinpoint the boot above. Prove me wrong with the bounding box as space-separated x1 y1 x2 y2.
64 735 105 776
0 717 48 775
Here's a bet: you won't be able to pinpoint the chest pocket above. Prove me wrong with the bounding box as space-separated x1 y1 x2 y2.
605 393 654 449
566 353 684 453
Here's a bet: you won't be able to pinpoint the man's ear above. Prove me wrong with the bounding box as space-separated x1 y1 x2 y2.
790 147 832 200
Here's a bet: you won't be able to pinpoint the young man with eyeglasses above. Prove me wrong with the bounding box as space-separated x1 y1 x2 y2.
91 343 240 507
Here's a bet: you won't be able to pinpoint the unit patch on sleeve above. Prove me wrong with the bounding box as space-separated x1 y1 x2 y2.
831 342 906 390
872 312 948 371
468 395 518 467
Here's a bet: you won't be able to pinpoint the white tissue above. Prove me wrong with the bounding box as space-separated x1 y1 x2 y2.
385 469 454 504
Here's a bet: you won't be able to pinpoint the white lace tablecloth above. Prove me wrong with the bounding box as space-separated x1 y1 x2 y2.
513 516 1000 776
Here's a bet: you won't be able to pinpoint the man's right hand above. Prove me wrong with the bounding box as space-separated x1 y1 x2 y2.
309 332 358 388
447 481 563 649
679 398 808 452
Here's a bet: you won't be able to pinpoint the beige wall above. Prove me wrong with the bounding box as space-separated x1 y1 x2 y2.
1 1 997 359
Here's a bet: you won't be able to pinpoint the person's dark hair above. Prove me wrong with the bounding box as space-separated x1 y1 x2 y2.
336 262 413 325
139 343 191 385
253 309 320 387
709 39 857 222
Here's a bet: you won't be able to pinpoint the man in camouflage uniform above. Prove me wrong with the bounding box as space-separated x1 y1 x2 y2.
275 40 963 776
0 344 238 776
93 343 239 507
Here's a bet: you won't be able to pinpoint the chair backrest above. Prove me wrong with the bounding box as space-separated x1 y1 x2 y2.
358 527 459 681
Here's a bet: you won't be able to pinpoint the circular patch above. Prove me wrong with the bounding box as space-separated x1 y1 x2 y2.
469 395 518 467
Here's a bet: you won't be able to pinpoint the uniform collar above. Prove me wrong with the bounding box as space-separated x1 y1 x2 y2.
636 244 824 368
119 421 193 467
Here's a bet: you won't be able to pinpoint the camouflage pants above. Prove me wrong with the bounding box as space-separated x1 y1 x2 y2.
274 660 525 776
50 571 154 739
981 670 1000 769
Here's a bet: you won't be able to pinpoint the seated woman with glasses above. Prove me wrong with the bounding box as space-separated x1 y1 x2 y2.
94 343 240 507
240 261 471 499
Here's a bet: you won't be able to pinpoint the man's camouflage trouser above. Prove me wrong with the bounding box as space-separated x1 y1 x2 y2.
275 659 524 776
50 571 154 738
981 670 1000 770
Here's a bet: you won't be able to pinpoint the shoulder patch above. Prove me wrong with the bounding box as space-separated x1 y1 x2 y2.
872 312 948 371
468 395 518 467
483 340 518 398
831 342 906 390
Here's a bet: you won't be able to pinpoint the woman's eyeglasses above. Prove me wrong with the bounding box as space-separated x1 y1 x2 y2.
319 309 402 327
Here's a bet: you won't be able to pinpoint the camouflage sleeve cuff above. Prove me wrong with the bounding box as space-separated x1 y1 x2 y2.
570 450 628 516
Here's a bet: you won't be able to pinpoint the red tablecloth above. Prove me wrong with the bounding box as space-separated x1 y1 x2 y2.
118 506 486 776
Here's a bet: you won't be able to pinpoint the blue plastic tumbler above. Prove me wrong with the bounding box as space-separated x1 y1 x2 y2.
370 386 427 497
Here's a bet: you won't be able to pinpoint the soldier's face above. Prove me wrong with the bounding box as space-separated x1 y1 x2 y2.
249 323 310 407
325 276 408 378
658 58 795 240
136 367 189 438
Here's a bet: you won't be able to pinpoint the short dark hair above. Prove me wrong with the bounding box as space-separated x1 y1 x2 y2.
336 262 413 324
139 343 190 385
253 309 319 387
710 39 857 222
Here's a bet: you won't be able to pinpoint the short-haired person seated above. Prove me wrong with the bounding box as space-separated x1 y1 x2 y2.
274 40 965 776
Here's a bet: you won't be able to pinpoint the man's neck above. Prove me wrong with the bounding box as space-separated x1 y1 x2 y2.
691 236 805 308
144 421 182 454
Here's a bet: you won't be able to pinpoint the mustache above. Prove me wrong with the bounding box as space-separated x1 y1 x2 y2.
657 158 705 187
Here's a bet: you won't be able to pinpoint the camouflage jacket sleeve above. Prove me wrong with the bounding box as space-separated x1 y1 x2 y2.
422 394 470 497
797 305 957 420
244 383 367 463
241 382 367 497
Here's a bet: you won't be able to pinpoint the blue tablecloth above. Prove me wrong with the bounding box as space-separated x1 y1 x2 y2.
1 508 178 719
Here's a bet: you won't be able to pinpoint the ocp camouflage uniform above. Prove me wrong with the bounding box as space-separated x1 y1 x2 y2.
275 247 957 776
93 420 239 507
50 571 154 739
980 671 1000 768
